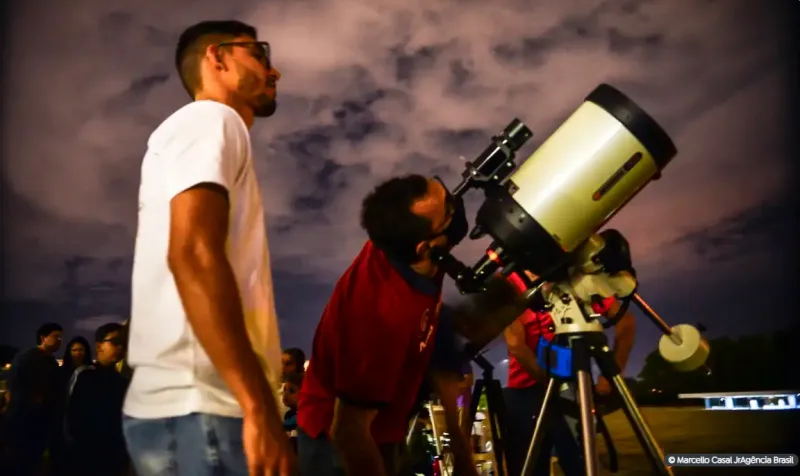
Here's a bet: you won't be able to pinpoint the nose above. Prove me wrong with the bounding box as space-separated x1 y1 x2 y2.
269 66 281 81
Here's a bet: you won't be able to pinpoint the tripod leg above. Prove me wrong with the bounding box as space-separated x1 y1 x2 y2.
573 339 600 476
469 379 485 435
593 344 674 476
486 379 507 476
609 375 674 476
520 378 558 476
406 413 419 447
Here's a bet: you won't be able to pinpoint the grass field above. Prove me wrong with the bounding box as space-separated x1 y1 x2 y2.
552 406 799 476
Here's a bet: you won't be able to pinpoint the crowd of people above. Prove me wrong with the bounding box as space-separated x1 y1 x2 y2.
0 322 129 475
1 16 639 476
0 323 308 476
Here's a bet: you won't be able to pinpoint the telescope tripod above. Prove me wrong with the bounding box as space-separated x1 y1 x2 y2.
521 331 673 476
468 354 509 476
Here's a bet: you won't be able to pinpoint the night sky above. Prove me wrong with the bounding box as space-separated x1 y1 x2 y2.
1 0 797 384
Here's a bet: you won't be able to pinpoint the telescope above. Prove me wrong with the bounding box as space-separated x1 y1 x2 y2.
433 84 711 476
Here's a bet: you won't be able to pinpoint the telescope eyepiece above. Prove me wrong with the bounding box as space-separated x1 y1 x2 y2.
502 119 533 151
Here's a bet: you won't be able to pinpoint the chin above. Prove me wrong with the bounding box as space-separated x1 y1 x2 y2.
253 96 277 118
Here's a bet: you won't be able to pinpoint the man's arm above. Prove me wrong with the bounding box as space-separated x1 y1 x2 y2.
503 319 546 381
431 371 480 476
168 184 280 421
330 401 387 476
607 301 636 373
458 371 474 437
425 307 479 476
327 294 416 476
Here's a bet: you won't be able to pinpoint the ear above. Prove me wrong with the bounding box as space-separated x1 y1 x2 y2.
205 44 226 71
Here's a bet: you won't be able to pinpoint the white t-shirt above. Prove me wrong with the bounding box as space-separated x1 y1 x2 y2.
123 100 283 419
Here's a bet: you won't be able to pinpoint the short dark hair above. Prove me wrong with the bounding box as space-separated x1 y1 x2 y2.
95 322 124 343
36 323 62 344
360 174 433 264
175 20 258 97
283 348 306 368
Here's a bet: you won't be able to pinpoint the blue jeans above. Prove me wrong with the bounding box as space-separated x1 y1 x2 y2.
503 385 585 476
296 427 345 476
122 413 247 476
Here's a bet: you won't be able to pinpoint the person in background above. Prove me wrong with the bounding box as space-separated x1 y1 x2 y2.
59 337 93 392
503 270 637 476
277 348 306 420
282 348 306 377
51 336 93 475
0 322 63 476
66 322 130 476
62 337 92 370
281 371 303 453
115 320 133 379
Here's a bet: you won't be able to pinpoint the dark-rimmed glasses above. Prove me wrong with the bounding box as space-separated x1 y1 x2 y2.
102 337 124 347
428 176 456 239
216 41 271 70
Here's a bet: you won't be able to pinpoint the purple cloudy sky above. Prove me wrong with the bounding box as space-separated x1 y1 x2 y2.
1 0 797 380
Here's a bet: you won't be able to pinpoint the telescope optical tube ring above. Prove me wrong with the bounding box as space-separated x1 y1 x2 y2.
585 84 677 170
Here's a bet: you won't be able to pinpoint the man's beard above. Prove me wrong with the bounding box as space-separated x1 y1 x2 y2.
253 94 277 117
237 67 277 117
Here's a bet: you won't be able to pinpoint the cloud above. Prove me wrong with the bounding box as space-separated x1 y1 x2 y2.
74 314 126 332
1 0 796 349
242 0 795 280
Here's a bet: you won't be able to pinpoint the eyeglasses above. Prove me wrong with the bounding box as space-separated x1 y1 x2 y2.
102 337 124 346
426 176 456 239
216 41 272 70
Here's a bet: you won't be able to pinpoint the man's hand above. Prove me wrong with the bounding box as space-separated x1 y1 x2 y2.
605 300 636 379
169 184 296 474
243 410 298 476
330 399 388 476
432 371 480 476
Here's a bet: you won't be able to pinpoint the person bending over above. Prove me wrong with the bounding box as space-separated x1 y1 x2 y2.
503 271 636 476
122 20 295 476
296 174 479 476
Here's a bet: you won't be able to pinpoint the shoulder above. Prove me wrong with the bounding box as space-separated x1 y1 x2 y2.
21 348 51 367
337 241 395 294
329 242 407 320
9 349 32 373
148 100 249 150
11 347 35 363
171 101 245 130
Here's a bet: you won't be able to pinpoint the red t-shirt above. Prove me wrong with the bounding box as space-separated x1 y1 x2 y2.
506 273 616 389
297 240 443 444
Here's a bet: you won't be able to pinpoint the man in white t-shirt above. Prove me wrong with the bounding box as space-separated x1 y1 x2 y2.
122 20 296 476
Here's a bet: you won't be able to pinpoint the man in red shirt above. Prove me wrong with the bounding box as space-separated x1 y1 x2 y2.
503 271 636 476
297 174 479 476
